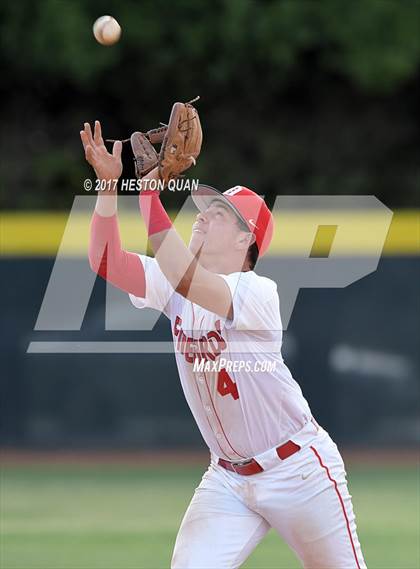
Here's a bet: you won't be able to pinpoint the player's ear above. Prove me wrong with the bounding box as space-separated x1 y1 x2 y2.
235 231 255 250
248 233 256 247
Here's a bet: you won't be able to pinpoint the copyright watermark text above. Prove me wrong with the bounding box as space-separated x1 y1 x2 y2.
83 178 199 192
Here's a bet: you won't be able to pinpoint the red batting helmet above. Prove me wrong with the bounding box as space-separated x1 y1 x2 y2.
191 185 274 257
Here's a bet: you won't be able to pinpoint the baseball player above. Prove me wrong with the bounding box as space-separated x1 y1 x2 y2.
80 103 366 568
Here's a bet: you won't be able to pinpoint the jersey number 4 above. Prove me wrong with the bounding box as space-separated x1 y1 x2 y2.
217 369 239 400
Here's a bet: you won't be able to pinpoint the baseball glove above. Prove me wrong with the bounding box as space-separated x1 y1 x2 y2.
108 97 202 182
158 97 202 184
130 126 167 178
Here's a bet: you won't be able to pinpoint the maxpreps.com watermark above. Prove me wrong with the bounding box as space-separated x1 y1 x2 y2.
193 358 278 373
83 178 199 192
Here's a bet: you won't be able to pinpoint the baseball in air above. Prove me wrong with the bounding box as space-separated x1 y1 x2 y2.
93 16 121 46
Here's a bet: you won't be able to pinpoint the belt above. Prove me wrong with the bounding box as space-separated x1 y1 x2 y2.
218 440 301 476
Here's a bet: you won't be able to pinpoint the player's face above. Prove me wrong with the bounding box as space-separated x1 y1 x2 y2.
189 200 247 256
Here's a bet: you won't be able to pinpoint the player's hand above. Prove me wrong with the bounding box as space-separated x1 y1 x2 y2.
80 120 123 182
141 166 160 186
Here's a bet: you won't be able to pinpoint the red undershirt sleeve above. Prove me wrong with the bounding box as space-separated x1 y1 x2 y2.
88 211 146 297
139 189 173 236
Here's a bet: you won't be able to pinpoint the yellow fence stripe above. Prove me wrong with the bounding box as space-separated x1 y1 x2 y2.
1 210 419 256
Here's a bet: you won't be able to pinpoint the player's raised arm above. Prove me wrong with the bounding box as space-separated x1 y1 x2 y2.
134 101 256 320
80 120 146 297
140 169 234 320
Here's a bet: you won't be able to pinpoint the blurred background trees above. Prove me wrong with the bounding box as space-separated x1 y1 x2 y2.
1 0 419 209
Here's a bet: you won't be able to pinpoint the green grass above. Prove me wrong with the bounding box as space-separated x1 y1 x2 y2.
1 462 418 568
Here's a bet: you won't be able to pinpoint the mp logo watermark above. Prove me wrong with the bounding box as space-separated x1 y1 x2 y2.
27 195 392 354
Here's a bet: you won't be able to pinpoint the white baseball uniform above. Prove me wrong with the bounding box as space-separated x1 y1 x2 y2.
130 255 366 569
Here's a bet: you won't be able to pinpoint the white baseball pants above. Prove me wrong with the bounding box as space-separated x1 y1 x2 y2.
171 426 366 568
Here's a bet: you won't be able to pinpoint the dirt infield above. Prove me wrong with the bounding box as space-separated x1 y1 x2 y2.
1 448 418 467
